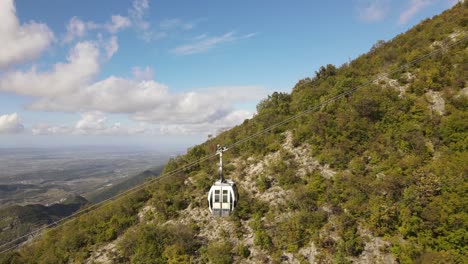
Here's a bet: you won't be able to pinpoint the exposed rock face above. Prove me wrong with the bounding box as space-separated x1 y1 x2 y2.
137 205 156 222
281 131 336 179
353 226 396 264
375 75 411 97
426 90 446 115
299 242 319 263
86 239 120 264
458 87 468 97
448 30 462 41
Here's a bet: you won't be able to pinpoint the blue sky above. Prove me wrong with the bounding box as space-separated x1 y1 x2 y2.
0 0 459 151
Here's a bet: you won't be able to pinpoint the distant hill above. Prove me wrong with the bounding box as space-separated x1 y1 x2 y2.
0 195 88 249
85 166 164 203
0 2 466 263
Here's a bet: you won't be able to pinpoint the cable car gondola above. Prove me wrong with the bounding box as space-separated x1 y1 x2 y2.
207 145 238 217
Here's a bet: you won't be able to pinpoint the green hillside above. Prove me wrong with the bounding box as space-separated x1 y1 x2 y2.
0 195 88 252
1 2 466 263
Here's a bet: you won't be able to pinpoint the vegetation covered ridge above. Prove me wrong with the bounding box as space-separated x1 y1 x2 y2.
0 2 467 263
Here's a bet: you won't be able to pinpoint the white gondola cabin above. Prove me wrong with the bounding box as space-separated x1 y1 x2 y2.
207 179 238 217
207 145 238 217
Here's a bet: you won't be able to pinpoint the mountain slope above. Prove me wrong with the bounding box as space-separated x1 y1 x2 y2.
0 2 466 263
0 195 89 251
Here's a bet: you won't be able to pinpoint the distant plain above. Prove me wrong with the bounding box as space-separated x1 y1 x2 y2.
0 147 169 207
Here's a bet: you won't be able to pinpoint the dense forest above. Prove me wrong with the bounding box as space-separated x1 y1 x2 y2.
0 2 466 263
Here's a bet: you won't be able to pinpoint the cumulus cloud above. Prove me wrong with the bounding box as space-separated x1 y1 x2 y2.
0 37 266 133
0 0 54 68
130 0 149 26
104 36 119 59
171 32 256 55
27 77 169 113
0 41 101 97
357 0 389 22
132 66 154 81
75 113 149 135
131 85 264 124
62 15 131 44
23 76 265 136
0 113 24 134
160 110 253 135
75 112 107 131
0 0 265 137
32 123 72 135
62 17 89 44
129 0 161 42
106 15 131 34
32 109 252 137
127 0 199 42
33 113 150 136
26 76 265 126
399 0 433 25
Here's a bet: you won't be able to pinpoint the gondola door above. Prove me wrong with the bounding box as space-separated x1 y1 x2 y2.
213 188 221 216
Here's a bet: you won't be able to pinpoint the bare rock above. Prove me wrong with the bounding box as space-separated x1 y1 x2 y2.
425 90 445 115
375 75 409 97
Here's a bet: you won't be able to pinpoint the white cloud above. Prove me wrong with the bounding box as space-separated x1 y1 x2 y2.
130 0 149 23
0 41 101 97
127 0 197 42
132 66 154 81
104 36 119 59
2 52 266 127
27 77 169 113
25 79 265 136
62 15 130 44
32 109 250 137
32 113 150 136
0 0 54 68
25 76 265 126
130 85 265 125
4 60 265 134
0 113 24 134
0 1 265 137
75 113 150 135
399 0 433 25
129 0 159 42
171 32 256 55
75 112 107 131
63 17 89 44
357 0 389 22
1 38 266 122
106 15 131 34
32 123 72 135
33 109 252 137
159 110 253 135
